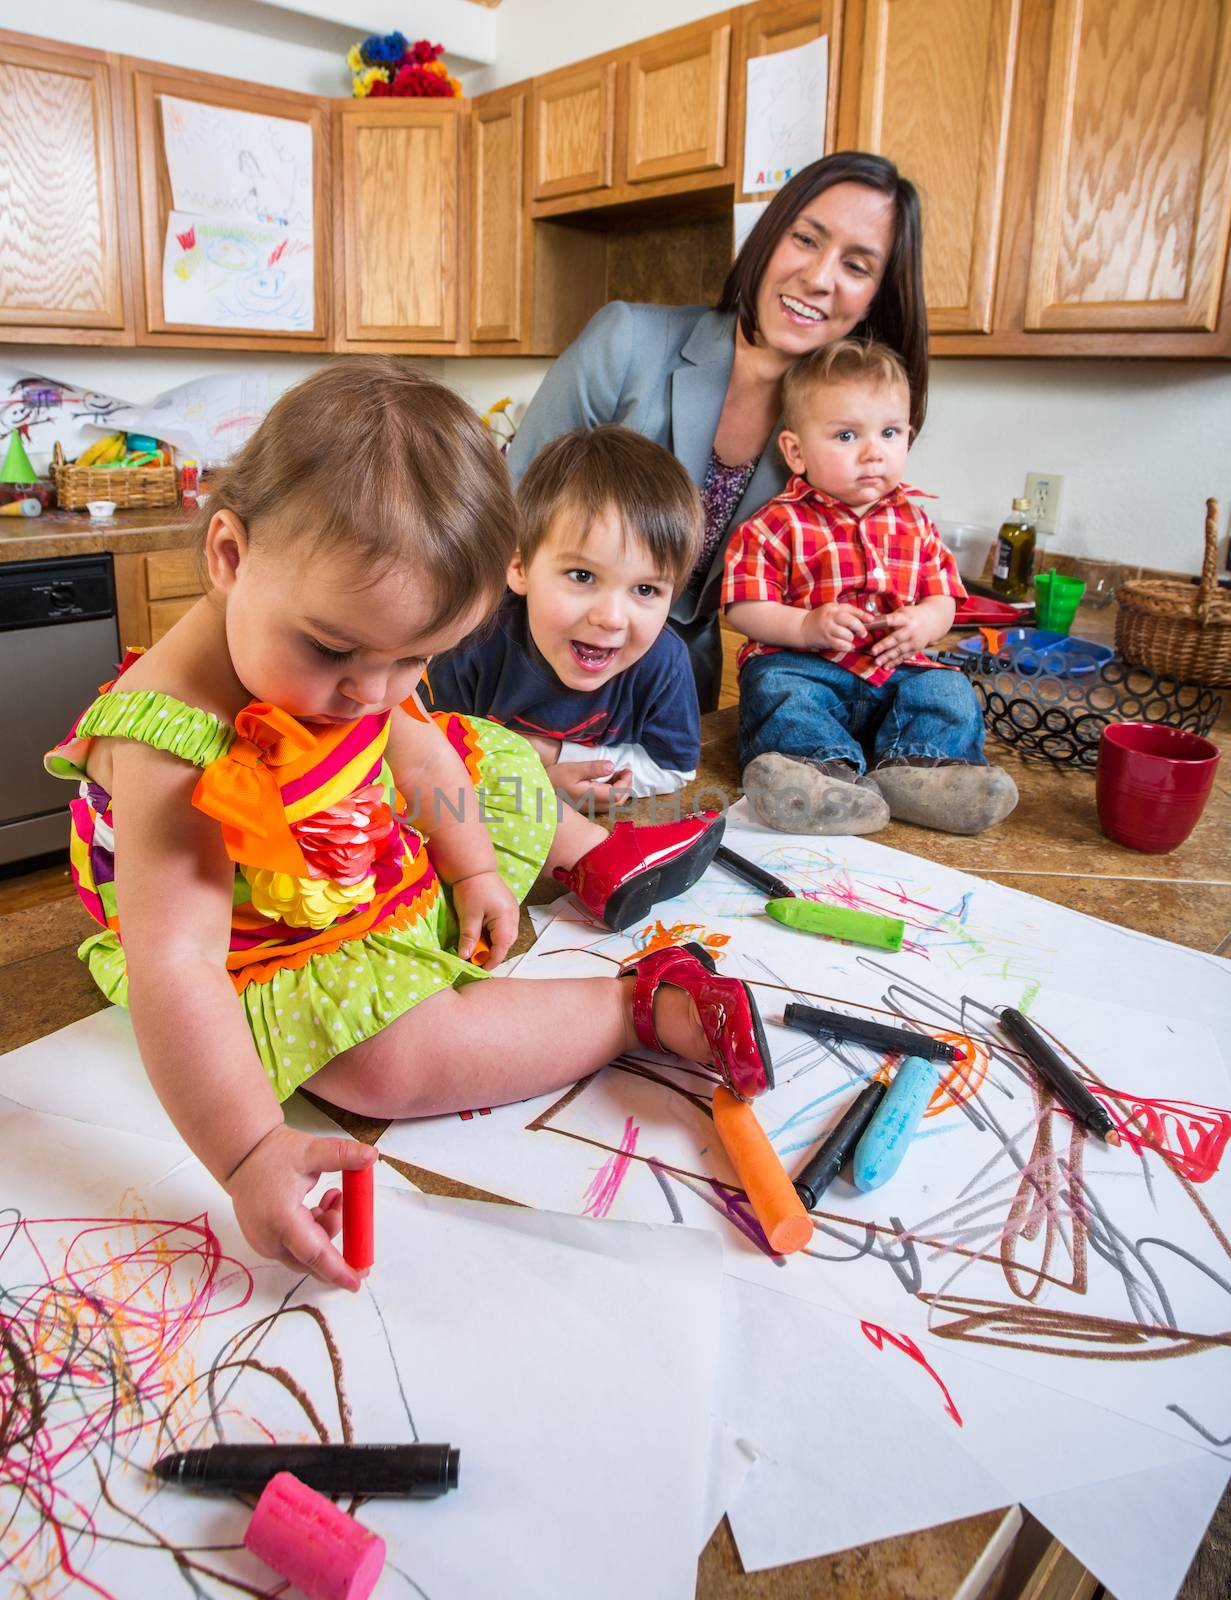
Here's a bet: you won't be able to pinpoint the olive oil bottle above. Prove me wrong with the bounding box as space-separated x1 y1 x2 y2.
992 497 1037 599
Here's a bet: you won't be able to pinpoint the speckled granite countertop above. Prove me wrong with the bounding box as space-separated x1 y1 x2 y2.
0 506 196 563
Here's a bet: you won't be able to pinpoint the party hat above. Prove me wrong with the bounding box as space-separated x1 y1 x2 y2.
0 428 37 484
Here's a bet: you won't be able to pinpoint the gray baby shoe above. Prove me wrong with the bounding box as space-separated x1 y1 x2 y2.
743 754 891 836
868 764 1019 835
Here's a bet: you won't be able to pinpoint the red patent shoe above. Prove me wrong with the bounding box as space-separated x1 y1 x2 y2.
626 941 773 1101
554 811 725 932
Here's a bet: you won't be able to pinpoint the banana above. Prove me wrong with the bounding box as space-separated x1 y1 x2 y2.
75 432 126 468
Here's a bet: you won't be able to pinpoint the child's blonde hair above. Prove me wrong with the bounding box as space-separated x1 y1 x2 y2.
199 357 516 629
782 339 911 434
516 425 703 597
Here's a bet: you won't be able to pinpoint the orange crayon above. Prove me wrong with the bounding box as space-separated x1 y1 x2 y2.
712 1087 812 1255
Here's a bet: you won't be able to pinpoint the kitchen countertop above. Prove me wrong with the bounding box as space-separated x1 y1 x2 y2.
0 505 197 563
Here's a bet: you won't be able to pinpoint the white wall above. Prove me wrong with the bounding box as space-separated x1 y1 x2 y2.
33 0 352 96
461 0 725 93
14 1 1231 575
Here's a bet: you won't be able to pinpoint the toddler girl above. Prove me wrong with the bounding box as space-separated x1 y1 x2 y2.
47 360 771 1290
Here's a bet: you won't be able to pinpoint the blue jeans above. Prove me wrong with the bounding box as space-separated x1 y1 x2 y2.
737 651 986 775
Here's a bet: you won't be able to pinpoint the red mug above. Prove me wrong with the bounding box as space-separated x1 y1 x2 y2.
1096 722 1221 853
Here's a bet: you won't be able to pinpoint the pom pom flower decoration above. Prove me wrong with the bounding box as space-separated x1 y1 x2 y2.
348 32 463 98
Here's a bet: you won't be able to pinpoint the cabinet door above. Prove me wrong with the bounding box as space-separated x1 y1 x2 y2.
1025 0 1231 332
734 2 839 201
132 65 331 349
626 21 731 184
0 35 129 338
340 103 462 344
532 63 616 200
471 93 525 343
858 0 1019 333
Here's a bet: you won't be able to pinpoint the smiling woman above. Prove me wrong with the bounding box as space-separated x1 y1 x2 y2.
507 152 929 711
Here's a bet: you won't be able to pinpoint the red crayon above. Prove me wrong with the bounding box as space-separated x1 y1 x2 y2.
342 1166 375 1273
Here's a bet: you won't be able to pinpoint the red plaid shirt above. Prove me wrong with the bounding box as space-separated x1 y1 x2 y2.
721 475 967 686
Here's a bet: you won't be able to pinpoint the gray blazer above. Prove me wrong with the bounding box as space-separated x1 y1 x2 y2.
507 302 789 628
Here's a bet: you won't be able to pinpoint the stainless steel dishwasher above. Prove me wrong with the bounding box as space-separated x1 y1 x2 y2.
0 555 120 866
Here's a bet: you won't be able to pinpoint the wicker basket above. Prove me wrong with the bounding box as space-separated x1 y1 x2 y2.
1116 499 1231 686
51 441 179 511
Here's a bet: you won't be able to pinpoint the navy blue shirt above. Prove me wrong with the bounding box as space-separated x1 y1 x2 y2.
423 596 700 774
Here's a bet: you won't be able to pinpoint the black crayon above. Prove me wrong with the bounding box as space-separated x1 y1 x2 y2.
793 1080 888 1209
784 1002 963 1064
153 1443 459 1498
997 1007 1119 1144
714 845 794 902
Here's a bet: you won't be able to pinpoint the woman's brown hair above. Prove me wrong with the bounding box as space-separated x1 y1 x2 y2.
717 151 929 436
198 356 516 630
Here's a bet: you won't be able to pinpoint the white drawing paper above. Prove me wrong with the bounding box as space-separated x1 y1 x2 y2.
99 371 275 463
0 366 132 466
742 36 828 194
0 1004 344 1146
160 95 313 229
162 211 315 334
1025 1454 1231 1600
721 1278 1215 1583
0 1096 722 1600
378 812 1231 1463
721 1280 1012 1569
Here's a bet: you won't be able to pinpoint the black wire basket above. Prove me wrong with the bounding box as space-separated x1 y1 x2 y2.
939 645 1225 769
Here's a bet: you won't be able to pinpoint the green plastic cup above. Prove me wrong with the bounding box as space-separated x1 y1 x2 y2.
1033 569 1086 633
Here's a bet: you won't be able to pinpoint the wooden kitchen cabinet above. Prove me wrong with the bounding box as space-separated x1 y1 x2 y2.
856 0 1019 334
0 32 133 345
131 62 333 351
531 62 616 202
114 546 206 651
625 17 732 185
1024 0 1231 334
337 99 465 349
470 90 525 343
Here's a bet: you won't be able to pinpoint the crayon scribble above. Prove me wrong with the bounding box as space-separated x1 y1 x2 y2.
860 1320 963 1425
582 1116 639 1218
1092 1091 1231 1184
0 1202 420 1599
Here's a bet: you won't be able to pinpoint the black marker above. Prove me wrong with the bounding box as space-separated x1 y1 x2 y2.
715 845 794 902
997 1008 1120 1145
784 1002 965 1064
153 1443 460 1498
793 1080 888 1210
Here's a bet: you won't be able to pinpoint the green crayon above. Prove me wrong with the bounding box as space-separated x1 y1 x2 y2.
765 896 905 952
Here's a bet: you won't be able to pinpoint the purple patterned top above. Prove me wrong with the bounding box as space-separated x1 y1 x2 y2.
687 449 758 596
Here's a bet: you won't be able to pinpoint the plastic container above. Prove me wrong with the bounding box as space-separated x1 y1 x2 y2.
957 626 1113 676
1033 569 1086 632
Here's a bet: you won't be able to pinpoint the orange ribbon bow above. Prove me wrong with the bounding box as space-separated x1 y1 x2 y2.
193 703 319 874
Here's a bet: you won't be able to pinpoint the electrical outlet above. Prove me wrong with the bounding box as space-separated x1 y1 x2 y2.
1025 472 1063 537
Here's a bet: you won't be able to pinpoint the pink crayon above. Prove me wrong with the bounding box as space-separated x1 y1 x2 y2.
244 1471 386 1600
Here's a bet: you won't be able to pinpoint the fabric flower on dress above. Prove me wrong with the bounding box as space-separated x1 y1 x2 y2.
244 867 376 931
291 783 396 885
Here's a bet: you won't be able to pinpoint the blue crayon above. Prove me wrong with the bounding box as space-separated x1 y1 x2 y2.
851 1056 939 1191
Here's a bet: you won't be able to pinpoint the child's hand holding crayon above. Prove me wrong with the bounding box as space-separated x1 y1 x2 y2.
226 1127 378 1293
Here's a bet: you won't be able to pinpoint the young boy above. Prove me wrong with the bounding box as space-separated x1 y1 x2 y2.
721 340 1018 836
425 425 703 804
